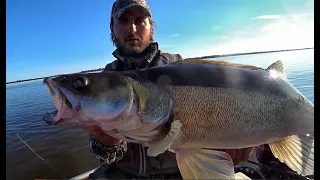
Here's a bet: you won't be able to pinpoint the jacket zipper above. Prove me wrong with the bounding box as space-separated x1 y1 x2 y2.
138 145 143 176
142 146 146 176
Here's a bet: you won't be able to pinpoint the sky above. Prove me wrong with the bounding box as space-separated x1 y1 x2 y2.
6 0 314 82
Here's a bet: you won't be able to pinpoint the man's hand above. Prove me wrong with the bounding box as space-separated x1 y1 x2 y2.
90 131 123 146
88 126 253 164
217 147 253 165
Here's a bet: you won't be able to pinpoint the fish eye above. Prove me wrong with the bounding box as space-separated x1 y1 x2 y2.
60 76 67 82
73 76 89 89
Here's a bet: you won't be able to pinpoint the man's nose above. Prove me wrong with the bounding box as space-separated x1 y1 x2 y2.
128 23 137 33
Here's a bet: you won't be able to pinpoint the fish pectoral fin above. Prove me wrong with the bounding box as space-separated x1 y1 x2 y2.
175 148 235 180
147 120 182 157
234 172 251 179
267 60 287 79
269 134 314 176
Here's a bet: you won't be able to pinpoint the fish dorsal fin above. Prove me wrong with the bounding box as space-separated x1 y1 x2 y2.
235 172 251 179
172 59 263 70
267 60 287 79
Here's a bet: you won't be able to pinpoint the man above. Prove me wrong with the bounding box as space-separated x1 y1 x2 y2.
88 0 253 179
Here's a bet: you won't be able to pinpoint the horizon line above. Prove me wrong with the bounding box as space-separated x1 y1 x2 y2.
6 47 314 84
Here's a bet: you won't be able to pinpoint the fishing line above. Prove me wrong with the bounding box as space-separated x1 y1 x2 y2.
16 132 64 178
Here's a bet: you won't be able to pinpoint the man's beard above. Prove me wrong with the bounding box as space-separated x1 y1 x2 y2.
115 34 151 56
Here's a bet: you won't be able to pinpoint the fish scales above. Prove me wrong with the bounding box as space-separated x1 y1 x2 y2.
169 85 303 149
126 63 311 148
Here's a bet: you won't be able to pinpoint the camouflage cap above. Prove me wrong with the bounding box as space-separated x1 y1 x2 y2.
111 0 152 19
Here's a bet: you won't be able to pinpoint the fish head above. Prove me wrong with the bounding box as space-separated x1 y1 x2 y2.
43 72 134 129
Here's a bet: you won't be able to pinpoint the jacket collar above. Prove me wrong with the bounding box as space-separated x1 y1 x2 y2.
112 42 159 69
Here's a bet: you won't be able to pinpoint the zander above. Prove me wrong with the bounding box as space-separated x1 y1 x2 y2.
43 59 314 179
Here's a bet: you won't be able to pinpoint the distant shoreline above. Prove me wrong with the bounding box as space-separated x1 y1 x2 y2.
6 69 104 85
6 47 313 84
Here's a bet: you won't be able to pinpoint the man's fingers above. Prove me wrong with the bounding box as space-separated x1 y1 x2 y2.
90 131 103 139
92 132 123 146
241 147 253 161
224 149 236 161
233 149 243 165
218 147 254 165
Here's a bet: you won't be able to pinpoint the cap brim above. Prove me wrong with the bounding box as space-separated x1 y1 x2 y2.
114 4 151 19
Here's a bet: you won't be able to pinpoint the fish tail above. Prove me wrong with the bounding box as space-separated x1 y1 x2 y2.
268 134 314 176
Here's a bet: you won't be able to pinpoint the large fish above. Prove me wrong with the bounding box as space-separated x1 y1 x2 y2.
43 60 314 179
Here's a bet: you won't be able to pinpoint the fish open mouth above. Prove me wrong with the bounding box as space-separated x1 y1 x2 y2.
43 109 59 125
43 77 76 125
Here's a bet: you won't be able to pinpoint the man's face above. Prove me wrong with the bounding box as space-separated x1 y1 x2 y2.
112 7 152 55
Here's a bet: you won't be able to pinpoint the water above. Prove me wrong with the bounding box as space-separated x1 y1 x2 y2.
6 49 314 180
6 80 100 179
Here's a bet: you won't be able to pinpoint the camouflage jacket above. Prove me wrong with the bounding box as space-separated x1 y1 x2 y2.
88 42 184 179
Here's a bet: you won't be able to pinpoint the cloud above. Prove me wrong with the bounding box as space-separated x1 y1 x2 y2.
212 25 221 31
252 13 314 21
215 36 228 40
168 33 180 38
177 12 313 58
291 13 314 18
228 31 244 35
252 15 284 20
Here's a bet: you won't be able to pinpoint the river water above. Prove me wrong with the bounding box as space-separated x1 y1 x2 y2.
6 49 314 179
